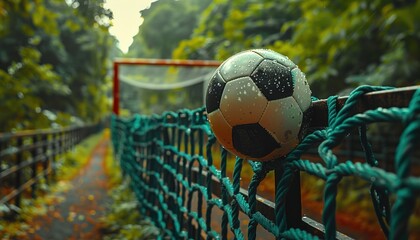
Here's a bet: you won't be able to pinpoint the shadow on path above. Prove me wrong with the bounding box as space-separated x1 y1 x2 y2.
28 138 110 240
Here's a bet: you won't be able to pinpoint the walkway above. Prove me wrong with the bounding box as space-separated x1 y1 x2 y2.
27 139 110 240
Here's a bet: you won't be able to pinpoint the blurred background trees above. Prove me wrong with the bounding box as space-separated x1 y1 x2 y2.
1 0 419 130
119 0 213 115
171 0 420 97
0 0 120 131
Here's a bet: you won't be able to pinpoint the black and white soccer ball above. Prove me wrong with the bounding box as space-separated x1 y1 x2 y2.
205 49 312 161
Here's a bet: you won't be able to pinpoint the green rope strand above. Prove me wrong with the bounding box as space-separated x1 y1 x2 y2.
275 164 295 236
359 124 391 235
322 173 342 240
206 135 216 240
247 162 268 240
390 89 420 239
231 157 243 231
221 147 229 240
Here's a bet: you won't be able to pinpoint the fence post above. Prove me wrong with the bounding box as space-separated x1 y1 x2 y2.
58 131 63 160
64 130 69 152
72 129 76 150
0 138 5 174
0 138 5 199
66 130 70 151
69 130 73 150
15 136 23 207
381 134 391 171
51 133 57 178
75 128 80 145
31 135 38 198
42 134 49 184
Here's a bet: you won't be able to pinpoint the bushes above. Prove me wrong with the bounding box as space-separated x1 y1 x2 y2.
102 136 160 240
101 179 160 240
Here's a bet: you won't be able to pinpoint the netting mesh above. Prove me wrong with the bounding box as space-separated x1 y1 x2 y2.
118 64 218 116
111 86 420 239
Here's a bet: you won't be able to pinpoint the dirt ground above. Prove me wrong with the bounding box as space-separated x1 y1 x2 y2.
27 139 110 240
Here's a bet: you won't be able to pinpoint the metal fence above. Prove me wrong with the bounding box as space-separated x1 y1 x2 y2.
0 124 100 208
111 86 419 239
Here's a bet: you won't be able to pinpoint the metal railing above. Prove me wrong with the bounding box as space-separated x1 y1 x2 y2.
0 124 100 209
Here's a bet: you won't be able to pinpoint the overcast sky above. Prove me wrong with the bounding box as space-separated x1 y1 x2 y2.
104 0 153 53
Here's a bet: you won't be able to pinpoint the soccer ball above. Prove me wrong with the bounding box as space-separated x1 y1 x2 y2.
205 49 312 161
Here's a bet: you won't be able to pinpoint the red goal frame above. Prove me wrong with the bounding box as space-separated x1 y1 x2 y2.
112 58 221 115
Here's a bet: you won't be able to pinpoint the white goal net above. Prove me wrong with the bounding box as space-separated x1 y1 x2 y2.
113 59 220 116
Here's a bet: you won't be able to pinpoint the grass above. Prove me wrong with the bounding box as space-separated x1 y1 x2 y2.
0 131 104 239
101 129 160 240
103 128 122 188
57 132 104 181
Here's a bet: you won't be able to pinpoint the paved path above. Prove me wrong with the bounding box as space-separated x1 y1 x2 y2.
28 139 110 240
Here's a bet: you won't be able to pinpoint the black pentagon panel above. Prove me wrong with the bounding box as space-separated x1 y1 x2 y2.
232 123 280 158
206 71 226 113
250 60 294 101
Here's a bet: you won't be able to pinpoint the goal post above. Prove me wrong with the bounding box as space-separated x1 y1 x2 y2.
112 58 221 116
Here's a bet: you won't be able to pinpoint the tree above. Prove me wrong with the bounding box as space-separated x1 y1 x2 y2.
173 0 300 60
0 0 116 131
267 0 420 97
173 0 420 97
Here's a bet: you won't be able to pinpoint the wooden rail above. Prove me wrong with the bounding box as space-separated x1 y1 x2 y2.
310 86 419 128
0 125 100 210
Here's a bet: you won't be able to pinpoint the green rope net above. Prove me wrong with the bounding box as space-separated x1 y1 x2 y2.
111 85 420 239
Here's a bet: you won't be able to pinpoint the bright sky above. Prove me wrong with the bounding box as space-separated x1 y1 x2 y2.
104 0 154 53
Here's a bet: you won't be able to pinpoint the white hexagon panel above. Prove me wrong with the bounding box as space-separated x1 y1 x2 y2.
291 68 312 112
219 77 268 126
259 96 303 144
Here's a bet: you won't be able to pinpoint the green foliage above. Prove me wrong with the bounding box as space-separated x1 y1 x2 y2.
0 0 117 132
268 0 420 97
174 0 420 97
101 179 160 240
0 46 59 130
173 0 300 60
102 138 160 240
